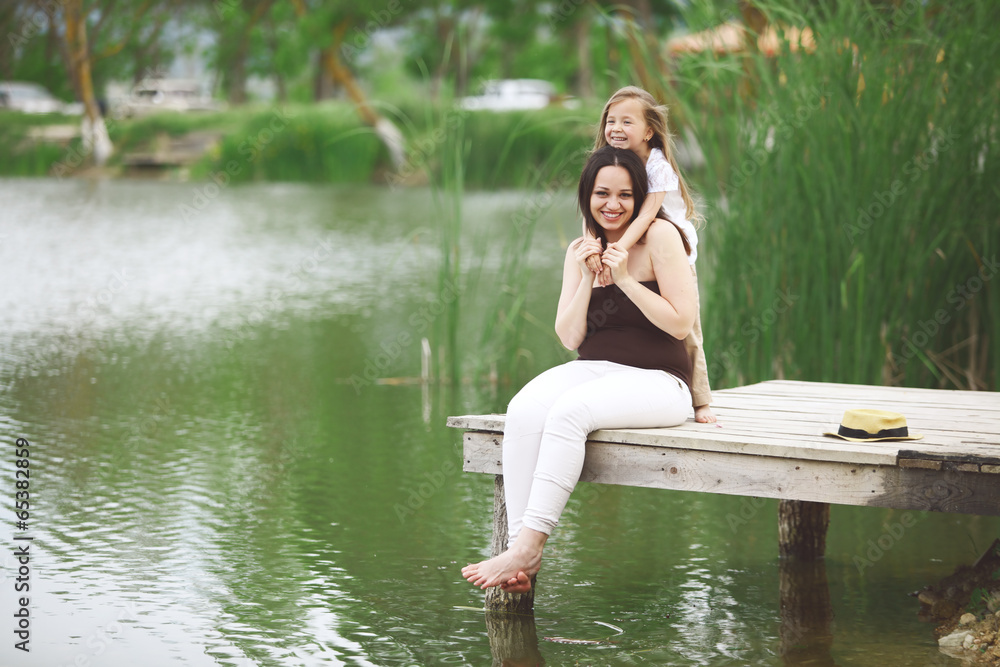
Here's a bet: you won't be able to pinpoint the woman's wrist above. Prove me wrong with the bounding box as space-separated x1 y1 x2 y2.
614 274 640 292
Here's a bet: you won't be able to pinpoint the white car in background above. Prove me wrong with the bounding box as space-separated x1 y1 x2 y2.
460 79 576 111
0 81 83 114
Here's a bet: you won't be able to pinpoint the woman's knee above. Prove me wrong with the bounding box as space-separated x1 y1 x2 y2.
504 390 550 437
506 389 539 420
544 396 594 437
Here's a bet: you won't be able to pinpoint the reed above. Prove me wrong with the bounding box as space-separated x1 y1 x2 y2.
455 108 595 189
658 0 999 391
429 106 465 386
470 133 591 388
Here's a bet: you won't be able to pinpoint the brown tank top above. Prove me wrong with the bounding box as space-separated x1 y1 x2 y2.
576 280 692 390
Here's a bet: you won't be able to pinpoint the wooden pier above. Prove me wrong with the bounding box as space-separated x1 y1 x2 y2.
449 380 1000 611
121 130 222 170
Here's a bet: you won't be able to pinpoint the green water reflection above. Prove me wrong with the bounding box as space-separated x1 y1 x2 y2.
0 178 995 666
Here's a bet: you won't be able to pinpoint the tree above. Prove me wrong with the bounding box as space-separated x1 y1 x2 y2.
4 0 196 168
64 0 112 165
204 0 276 105
289 0 405 169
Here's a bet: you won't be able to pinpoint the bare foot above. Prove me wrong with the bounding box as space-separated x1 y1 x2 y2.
462 543 543 590
500 570 532 594
694 405 717 423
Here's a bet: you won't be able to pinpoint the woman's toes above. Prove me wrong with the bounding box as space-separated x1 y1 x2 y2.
500 571 532 594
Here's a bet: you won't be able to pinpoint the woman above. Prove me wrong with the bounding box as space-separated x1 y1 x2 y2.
462 146 698 594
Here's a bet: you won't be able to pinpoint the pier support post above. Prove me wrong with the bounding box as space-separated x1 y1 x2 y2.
485 475 535 614
485 605 543 664
778 499 829 560
778 558 834 664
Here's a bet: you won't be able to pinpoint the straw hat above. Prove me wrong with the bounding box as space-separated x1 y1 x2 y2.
823 409 923 442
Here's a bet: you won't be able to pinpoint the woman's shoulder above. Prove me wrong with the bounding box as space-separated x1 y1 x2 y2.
646 218 682 242
645 219 687 256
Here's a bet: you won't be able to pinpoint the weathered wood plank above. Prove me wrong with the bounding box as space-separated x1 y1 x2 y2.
457 417 900 465
729 380 997 404
713 400 1000 425
585 425 899 465
710 396 1000 423
706 412 997 443
714 423 998 446
712 396 1000 422
452 414 1000 467
462 432 1000 516
898 459 943 470
898 447 1000 467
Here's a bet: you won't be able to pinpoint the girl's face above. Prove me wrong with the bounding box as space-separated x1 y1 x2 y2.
604 98 653 154
590 165 635 236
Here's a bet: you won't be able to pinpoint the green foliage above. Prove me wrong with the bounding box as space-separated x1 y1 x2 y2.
0 111 79 177
449 108 596 189
193 104 386 183
968 585 994 616
108 109 249 145
662 0 1000 391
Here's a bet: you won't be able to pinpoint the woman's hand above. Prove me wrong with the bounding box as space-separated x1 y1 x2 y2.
571 237 604 275
601 242 632 285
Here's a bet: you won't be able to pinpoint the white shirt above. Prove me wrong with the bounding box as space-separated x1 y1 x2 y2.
646 147 698 266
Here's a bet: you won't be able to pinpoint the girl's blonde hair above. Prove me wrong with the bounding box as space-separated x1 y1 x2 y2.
594 86 701 225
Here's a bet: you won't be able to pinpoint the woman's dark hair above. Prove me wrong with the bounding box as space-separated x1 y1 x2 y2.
577 145 690 254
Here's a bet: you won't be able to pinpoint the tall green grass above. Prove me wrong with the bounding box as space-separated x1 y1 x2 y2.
468 135 590 388
389 93 597 388
660 0 999 391
451 108 594 189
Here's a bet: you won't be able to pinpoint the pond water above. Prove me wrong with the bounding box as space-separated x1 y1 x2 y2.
0 177 996 666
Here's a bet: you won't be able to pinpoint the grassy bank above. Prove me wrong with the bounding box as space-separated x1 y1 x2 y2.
0 102 597 189
0 110 84 176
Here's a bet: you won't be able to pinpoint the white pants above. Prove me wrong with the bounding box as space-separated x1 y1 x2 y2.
502 359 691 546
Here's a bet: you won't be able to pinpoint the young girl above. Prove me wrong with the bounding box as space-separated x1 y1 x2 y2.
585 86 715 423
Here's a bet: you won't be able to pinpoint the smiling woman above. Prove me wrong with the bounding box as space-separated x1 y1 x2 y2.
461 146 697 596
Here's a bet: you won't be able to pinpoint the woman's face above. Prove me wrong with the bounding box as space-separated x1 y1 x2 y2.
604 98 652 153
590 165 635 236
